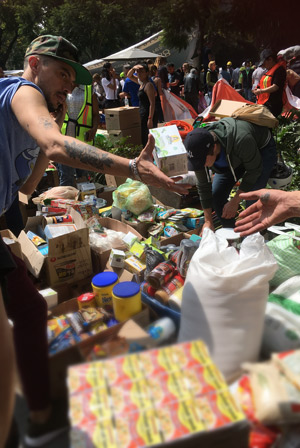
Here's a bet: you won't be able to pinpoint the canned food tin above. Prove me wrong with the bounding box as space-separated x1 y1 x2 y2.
77 292 97 310
112 281 141 322
92 271 119 307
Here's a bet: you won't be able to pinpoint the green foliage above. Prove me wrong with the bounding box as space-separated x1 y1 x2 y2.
275 109 300 191
91 134 142 184
0 0 50 69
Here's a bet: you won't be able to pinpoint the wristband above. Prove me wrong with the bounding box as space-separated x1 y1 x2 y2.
148 116 152 119
129 158 142 182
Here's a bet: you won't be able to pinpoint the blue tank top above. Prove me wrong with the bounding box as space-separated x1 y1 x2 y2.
0 77 43 215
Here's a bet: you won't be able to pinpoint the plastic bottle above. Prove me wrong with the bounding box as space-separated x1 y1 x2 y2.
154 274 185 305
124 97 129 108
168 286 184 311
145 261 176 289
146 317 177 345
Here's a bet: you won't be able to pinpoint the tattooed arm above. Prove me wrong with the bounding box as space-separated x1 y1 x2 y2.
11 86 191 194
235 189 300 236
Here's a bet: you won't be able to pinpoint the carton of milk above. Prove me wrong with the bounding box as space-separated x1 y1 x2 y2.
150 125 188 177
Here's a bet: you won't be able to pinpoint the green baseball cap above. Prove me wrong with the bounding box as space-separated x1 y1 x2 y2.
25 35 92 85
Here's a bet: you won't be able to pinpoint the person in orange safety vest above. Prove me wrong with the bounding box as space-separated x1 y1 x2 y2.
253 49 286 117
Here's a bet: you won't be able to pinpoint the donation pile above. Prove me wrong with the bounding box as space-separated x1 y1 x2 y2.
68 339 250 448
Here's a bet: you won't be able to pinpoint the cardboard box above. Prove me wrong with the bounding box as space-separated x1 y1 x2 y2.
49 298 151 398
0 229 23 260
18 208 92 288
105 174 127 188
210 99 248 118
108 126 142 146
104 107 140 130
150 125 188 177
91 217 143 273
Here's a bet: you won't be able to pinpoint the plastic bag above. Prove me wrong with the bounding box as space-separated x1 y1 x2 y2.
39 186 79 200
243 361 300 425
231 103 278 128
112 179 153 216
262 276 300 357
267 231 300 288
178 228 278 382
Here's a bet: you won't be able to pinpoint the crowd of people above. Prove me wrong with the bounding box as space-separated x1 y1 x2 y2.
1 34 300 448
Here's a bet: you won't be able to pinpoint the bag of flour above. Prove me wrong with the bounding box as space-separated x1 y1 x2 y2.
178 228 278 382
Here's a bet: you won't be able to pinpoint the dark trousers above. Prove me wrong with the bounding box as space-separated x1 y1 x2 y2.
5 251 50 411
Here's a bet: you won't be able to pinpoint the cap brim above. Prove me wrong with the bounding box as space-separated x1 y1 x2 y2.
188 157 204 172
56 56 92 85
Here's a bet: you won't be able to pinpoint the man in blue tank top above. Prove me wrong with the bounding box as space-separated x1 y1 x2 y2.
0 34 191 448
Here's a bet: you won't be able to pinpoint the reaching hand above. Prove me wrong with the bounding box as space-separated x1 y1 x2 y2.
235 189 298 236
200 221 215 236
222 198 239 219
136 134 192 195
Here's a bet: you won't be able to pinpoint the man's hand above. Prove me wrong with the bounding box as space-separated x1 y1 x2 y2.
85 127 98 142
235 189 300 236
136 134 191 195
50 102 67 128
200 221 215 236
222 197 239 219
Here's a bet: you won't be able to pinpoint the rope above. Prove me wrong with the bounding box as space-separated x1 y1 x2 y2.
163 120 194 139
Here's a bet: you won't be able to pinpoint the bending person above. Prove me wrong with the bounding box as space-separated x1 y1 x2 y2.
184 118 277 231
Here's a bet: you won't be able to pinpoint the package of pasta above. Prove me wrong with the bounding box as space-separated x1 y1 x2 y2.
243 361 300 425
272 349 300 390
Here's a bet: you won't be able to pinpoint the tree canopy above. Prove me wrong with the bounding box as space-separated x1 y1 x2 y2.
0 0 298 70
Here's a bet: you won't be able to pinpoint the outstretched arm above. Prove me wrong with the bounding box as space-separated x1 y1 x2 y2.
12 86 191 195
235 189 300 236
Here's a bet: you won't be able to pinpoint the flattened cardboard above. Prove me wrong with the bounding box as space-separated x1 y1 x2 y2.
104 107 140 130
18 208 92 287
210 99 248 118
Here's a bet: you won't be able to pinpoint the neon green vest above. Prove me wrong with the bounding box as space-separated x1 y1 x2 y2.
61 85 94 145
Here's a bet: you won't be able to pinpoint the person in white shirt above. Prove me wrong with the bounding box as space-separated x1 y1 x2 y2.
101 62 120 109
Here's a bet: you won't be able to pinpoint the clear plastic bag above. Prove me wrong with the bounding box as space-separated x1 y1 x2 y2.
112 179 153 216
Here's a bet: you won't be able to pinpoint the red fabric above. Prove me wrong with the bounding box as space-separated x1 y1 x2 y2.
204 79 253 122
171 93 198 118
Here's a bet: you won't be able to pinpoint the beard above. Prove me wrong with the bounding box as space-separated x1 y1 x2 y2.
45 96 56 113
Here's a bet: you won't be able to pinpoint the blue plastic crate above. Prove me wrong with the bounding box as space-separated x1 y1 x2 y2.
141 286 181 329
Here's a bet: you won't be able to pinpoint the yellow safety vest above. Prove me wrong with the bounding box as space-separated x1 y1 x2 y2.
61 85 94 144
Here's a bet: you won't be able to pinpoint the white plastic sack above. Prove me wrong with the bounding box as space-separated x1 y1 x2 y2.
178 228 278 382
262 275 300 357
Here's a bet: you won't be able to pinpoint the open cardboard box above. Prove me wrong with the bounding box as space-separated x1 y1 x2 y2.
18 208 92 288
49 297 152 398
91 217 143 273
0 229 23 260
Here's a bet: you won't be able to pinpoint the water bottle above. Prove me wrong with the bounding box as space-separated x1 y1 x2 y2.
124 97 129 108
146 317 177 345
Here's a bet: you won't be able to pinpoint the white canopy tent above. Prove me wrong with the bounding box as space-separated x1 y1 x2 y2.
103 47 160 61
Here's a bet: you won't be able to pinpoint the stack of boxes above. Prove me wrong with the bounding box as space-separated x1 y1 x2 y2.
104 106 141 146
